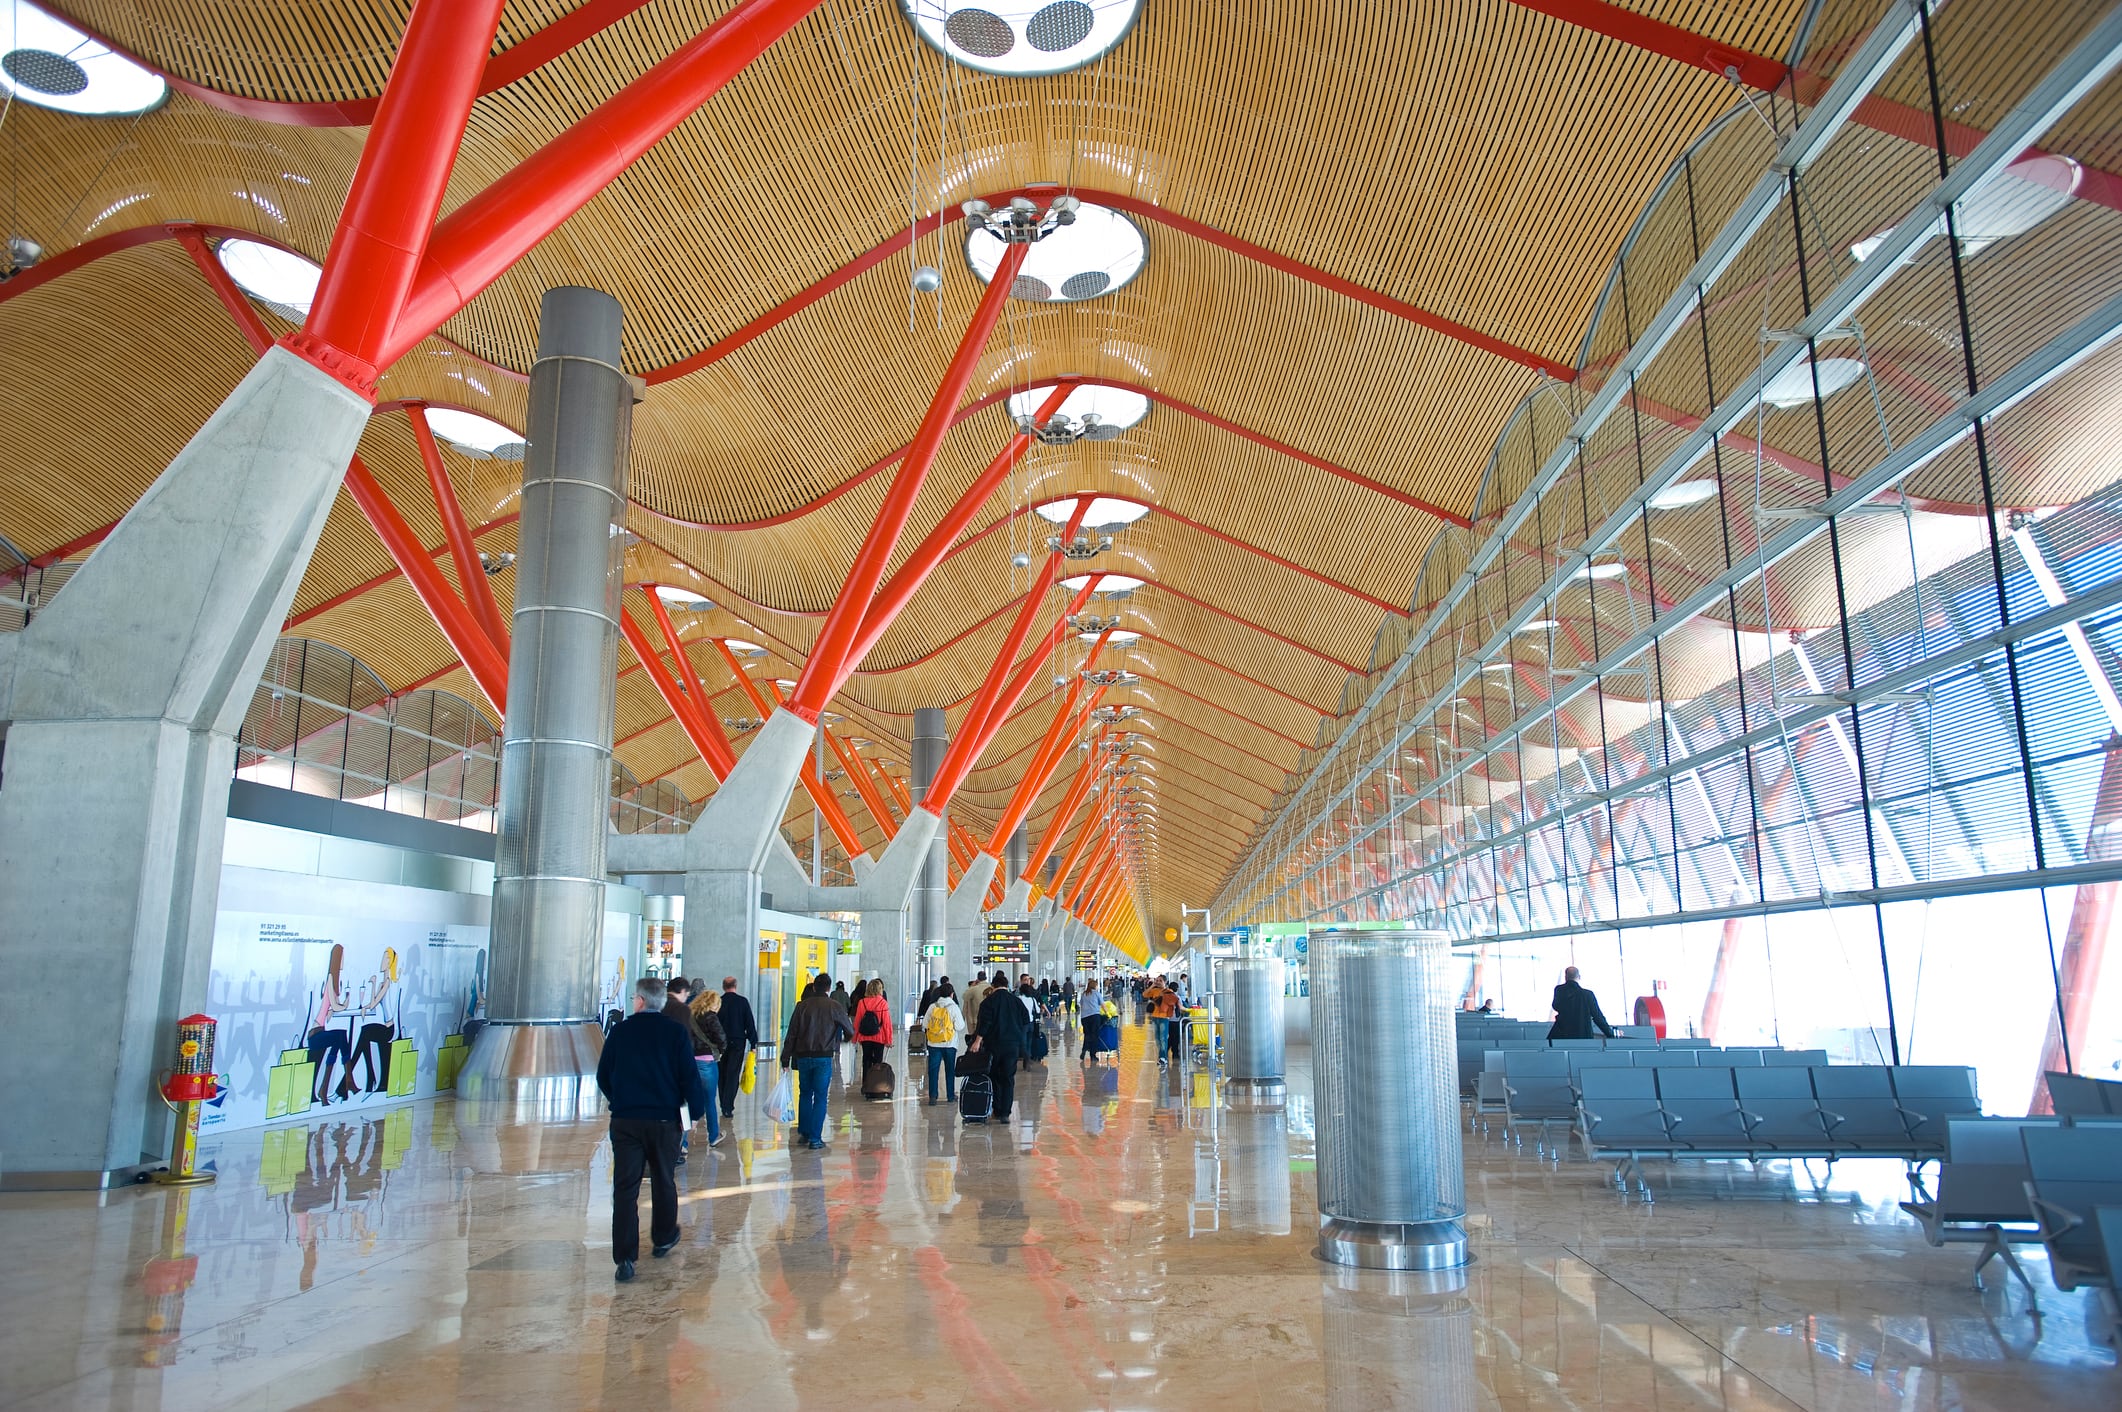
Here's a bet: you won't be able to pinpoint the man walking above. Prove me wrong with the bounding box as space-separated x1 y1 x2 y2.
1549 966 1617 1040
596 977 711 1283
716 976 758 1120
971 977 1033 1122
783 973 854 1149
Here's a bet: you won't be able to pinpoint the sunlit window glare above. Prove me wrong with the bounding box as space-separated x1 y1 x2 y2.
1034 496 1151 527
1062 573 1144 593
967 202 1146 304
1 2 167 115
217 238 320 317
423 408 525 458
901 0 1142 78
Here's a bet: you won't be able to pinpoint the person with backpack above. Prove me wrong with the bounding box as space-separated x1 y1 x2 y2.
920 980 968 1106
851 978 894 1073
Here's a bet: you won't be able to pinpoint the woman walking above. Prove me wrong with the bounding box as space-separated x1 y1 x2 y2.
851 978 894 1074
688 987 727 1145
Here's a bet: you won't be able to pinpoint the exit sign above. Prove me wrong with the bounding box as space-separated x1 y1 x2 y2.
921 943 947 957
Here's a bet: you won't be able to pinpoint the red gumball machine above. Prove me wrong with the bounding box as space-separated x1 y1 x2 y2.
152 1015 220 1187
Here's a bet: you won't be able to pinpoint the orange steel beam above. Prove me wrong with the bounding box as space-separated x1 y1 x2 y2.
296 0 510 379
839 382 1078 683
828 727 898 840
1026 746 1110 884
756 676 875 860
382 0 829 363
411 405 511 651
619 601 736 779
343 458 511 713
788 235 1032 719
989 676 1107 855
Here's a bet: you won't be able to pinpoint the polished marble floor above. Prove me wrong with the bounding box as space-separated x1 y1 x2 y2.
1 1017 2115 1410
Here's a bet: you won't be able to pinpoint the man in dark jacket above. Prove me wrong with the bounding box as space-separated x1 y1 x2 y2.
1549 967 1616 1040
663 976 698 1157
716 976 759 1119
783 974 854 1149
597 977 712 1283
972 982 1033 1122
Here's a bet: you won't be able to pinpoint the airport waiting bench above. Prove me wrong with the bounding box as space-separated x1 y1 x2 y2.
1575 1064 1979 1198
1472 1044 1831 1151
2045 1071 2122 1117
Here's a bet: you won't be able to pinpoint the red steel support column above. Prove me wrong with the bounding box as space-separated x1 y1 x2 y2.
826 728 898 840
619 603 736 778
988 678 1105 856
788 237 1033 719
411 405 511 652
384 0 829 361
301 0 510 376
343 458 511 713
840 382 1077 686
753 667 869 859
1028 747 1108 886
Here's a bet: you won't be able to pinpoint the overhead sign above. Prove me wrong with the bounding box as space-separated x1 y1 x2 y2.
921 943 947 958
1075 949 1097 970
837 938 861 955
982 918 1031 964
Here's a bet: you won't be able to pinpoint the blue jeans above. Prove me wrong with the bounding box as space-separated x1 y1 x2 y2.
926 1045 957 1103
693 1059 721 1144
794 1056 833 1143
1151 1017 1168 1056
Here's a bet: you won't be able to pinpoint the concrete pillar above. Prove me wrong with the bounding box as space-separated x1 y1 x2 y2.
0 347 372 1185
462 287 633 1101
909 707 947 985
860 906 911 1029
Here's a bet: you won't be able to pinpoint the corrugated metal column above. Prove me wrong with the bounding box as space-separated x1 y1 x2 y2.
463 286 633 1103
910 707 949 986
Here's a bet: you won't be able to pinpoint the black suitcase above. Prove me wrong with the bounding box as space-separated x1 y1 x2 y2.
959 1074 994 1123
956 1049 994 1080
1026 1024 1049 1063
862 1060 895 1101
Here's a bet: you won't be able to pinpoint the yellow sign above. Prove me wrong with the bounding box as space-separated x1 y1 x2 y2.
758 930 785 968
1164 926 1179 944
796 936 829 989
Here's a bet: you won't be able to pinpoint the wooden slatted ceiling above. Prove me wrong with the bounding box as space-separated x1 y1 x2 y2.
2 0 1851 931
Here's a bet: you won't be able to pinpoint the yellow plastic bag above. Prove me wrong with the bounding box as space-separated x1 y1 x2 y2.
740 1048 757 1095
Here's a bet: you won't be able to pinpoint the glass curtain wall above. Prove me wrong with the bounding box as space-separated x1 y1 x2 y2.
1217 0 2122 1112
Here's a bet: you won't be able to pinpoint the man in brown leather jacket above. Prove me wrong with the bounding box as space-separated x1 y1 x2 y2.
782 974 853 1149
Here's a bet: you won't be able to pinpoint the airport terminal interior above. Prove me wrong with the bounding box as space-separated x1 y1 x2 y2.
2 0 2122 1406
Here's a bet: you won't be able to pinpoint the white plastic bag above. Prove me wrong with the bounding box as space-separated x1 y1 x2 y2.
760 1068 795 1124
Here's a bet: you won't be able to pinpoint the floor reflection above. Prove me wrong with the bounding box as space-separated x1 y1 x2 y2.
0 1018 2116 1410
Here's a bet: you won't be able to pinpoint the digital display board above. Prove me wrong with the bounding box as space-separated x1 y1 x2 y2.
982 918 1031 964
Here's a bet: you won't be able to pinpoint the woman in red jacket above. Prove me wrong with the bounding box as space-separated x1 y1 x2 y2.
851 978 894 1073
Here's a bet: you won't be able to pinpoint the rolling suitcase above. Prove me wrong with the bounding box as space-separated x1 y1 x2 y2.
956 1049 994 1123
862 1060 895 1101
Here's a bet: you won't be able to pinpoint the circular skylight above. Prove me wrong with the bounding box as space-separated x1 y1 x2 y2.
1 2 167 116
1760 356 1866 410
1646 479 1720 511
1570 561 1629 583
901 0 1141 77
653 585 714 611
424 407 526 460
218 238 320 318
724 638 765 656
1035 496 1151 527
1009 383 1149 431
1062 573 1144 594
967 202 1146 304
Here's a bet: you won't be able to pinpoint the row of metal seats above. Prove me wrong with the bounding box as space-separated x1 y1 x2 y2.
1571 1064 1980 1196
2047 1071 2122 1117
1468 1036 1833 1121
1899 1113 2122 1317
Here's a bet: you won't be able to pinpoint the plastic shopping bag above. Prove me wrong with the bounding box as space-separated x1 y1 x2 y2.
760 1068 795 1125
740 1048 757 1095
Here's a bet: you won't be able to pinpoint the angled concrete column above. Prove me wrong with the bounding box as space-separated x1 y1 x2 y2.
761 810 938 1017
681 707 815 1047
462 287 633 1104
946 853 998 981
1028 896 1057 975
0 347 371 1185
909 707 947 989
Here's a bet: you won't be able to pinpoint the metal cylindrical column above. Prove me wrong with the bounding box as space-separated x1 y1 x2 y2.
1004 825 1028 883
1226 957 1286 1106
1312 929 1467 1269
466 286 632 1103
910 707 948 982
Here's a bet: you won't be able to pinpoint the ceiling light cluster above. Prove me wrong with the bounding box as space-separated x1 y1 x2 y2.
1082 668 1138 686
1 2 166 115
967 199 1147 304
1049 530 1113 560
902 0 1142 77
1012 386 1150 443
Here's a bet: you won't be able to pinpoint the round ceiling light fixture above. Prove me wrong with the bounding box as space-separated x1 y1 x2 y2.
1760 356 1866 410
1061 573 1144 594
1009 383 1149 440
901 0 1141 77
423 407 527 461
1 2 167 115
967 200 1145 304
1034 496 1151 528
653 585 714 611
217 238 321 318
